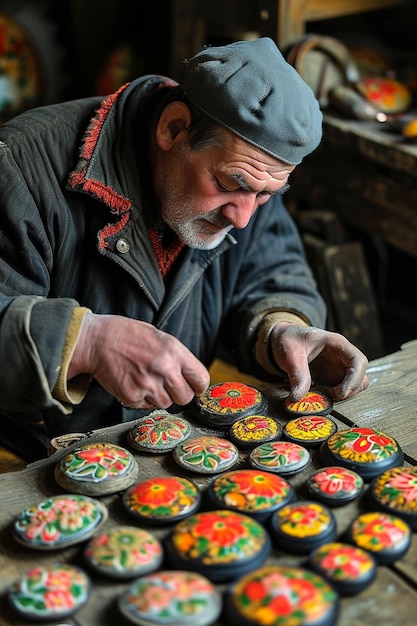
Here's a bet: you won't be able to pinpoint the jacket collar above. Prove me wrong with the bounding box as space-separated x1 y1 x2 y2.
67 75 176 213
66 75 177 249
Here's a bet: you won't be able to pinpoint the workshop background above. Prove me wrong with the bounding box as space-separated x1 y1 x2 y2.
1 0 417 362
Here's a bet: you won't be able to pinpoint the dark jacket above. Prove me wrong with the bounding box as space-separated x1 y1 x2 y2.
0 76 325 460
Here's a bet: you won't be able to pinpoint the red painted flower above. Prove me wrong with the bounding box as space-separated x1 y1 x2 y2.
210 382 259 410
365 516 405 547
230 470 288 498
351 428 393 454
194 512 246 546
244 580 267 602
77 444 128 465
130 477 182 507
313 467 359 495
368 433 394 448
269 594 293 615
319 545 370 577
389 470 417 504
44 589 76 611
285 504 320 525
286 391 330 413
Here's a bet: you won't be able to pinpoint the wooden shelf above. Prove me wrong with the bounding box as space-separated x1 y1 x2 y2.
275 0 404 48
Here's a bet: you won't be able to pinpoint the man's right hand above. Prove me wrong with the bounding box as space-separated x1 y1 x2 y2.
68 313 210 409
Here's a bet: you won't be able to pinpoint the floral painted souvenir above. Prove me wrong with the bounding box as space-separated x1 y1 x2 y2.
84 526 163 579
0 14 43 124
284 389 333 417
191 381 268 427
127 410 192 453
229 414 282 449
309 542 377 595
370 465 417 530
123 475 201 525
54 441 139 495
207 469 295 522
225 565 339 626
347 511 412 564
283 416 337 448
165 509 271 582
319 427 404 481
270 500 337 553
249 440 311 475
8 564 90 621
307 466 364 506
173 435 239 474
356 76 412 114
13 494 108 549
118 570 222 626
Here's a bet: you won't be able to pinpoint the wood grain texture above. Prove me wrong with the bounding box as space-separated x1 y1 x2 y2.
1 341 417 624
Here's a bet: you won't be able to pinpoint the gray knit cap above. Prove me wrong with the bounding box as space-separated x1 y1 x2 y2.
182 37 322 165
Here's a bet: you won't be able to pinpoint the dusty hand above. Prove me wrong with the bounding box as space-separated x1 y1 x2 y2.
269 322 369 402
68 313 210 409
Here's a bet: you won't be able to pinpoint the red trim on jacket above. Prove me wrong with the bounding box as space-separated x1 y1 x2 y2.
148 228 184 279
68 84 133 250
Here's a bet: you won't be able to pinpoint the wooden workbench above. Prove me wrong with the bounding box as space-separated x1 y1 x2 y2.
1 340 417 625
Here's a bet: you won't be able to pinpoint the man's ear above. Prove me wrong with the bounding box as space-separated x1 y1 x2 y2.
156 101 192 150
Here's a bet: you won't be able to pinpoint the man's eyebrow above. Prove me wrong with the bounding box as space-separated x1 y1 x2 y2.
231 173 252 191
231 173 290 195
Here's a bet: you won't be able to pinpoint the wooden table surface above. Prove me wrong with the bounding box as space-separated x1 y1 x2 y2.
1 340 417 625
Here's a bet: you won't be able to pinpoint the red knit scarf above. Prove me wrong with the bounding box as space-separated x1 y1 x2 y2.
148 229 184 280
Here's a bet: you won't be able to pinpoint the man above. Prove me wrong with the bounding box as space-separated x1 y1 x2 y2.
0 38 368 461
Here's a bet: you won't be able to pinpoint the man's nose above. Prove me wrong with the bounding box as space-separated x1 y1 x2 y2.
221 194 258 229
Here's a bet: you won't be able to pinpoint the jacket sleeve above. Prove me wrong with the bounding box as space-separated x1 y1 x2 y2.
0 139 83 414
0 296 80 413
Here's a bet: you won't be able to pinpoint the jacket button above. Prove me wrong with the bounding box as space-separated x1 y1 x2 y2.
116 238 130 254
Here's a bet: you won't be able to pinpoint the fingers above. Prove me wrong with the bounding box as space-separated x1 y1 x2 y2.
327 340 369 400
331 373 370 401
270 326 312 401
269 322 369 402
118 358 210 410
85 317 210 410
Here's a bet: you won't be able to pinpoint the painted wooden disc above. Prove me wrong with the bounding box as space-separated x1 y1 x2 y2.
229 414 282 449
319 427 404 481
84 525 163 579
13 494 108 549
123 475 201 525
225 565 339 626
8 563 90 621
249 440 311 475
283 416 337 448
309 542 376 596
370 465 417 530
54 441 139 495
191 381 268 427
207 469 295 523
173 435 239 474
356 76 412 114
118 570 222 626
347 511 412 564
270 500 337 554
307 466 364 506
127 410 192 453
0 14 43 123
284 389 333 416
166 509 271 582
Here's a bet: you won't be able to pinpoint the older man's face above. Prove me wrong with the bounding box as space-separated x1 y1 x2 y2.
154 129 295 250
